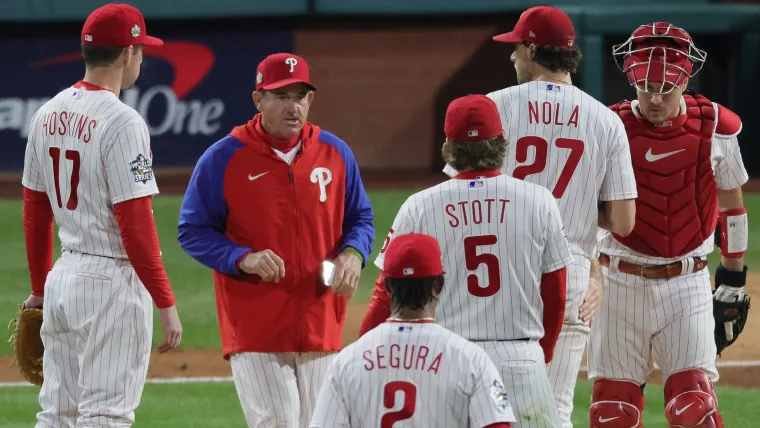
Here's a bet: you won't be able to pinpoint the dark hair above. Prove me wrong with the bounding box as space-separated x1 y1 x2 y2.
523 42 583 74
81 44 127 68
385 275 444 313
442 135 507 172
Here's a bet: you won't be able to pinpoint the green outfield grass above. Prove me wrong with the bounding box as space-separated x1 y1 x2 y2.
2 191 760 425
3 191 760 354
2 378 760 427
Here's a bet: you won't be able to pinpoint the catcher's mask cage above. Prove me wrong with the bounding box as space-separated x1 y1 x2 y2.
612 22 707 95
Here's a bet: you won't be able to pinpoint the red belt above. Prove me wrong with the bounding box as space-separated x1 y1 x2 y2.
598 253 708 280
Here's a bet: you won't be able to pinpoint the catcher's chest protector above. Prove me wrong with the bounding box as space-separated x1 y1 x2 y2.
611 94 718 258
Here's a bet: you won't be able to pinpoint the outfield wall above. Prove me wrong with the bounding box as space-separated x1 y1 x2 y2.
1 13 758 177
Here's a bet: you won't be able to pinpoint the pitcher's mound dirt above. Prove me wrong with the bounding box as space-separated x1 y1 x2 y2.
3 276 760 389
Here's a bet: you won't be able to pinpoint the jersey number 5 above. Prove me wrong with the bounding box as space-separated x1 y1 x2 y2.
382 381 417 428
48 148 81 210
464 235 501 297
512 136 584 198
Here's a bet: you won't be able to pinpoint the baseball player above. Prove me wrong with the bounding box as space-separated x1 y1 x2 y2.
310 232 516 428
20 3 182 427
441 7 639 426
177 52 375 428
360 94 576 427
588 22 751 427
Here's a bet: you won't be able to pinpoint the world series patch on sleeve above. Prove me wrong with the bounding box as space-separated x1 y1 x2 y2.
129 153 154 184
8 305 44 386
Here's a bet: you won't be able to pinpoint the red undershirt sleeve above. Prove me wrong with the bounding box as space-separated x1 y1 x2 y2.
484 423 511 428
114 196 175 309
358 273 391 337
23 187 54 297
539 267 567 364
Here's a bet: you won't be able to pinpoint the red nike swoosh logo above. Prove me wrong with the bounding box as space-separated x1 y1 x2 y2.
28 42 214 100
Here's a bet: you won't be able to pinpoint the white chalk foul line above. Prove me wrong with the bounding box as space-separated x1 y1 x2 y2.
3 360 760 388
0 376 234 388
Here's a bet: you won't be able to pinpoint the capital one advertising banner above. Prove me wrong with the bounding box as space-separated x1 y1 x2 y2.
0 31 294 172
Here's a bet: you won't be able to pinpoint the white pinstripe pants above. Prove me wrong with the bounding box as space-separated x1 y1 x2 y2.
477 340 561 428
588 265 719 385
230 351 336 428
36 250 153 428
547 261 591 428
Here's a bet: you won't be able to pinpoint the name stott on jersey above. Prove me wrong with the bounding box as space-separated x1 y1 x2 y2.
375 174 574 341
310 321 516 428
22 82 158 258
487 81 638 260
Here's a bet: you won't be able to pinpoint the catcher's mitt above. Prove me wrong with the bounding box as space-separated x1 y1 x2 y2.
8 305 44 386
713 265 751 357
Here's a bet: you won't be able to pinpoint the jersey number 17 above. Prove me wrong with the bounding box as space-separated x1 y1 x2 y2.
48 147 82 210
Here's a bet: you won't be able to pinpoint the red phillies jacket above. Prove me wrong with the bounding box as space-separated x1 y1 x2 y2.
178 114 374 358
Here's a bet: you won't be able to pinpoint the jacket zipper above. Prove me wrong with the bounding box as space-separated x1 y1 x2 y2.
289 165 304 351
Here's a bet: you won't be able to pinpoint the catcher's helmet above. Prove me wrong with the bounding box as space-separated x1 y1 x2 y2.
612 22 707 94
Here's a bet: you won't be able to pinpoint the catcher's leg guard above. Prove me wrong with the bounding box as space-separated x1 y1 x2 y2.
664 370 724 428
589 379 644 428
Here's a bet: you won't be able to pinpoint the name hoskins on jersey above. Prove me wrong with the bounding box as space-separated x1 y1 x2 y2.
375 174 575 342
3 84 224 139
310 322 516 428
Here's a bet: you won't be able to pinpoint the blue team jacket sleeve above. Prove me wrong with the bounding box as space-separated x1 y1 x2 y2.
177 137 252 277
320 132 375 267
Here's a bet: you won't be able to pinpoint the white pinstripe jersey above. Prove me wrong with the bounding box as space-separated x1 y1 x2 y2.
597 97 750 264
444 81 638 261
310 321 516 428
375 174 575 341
22 83 159 259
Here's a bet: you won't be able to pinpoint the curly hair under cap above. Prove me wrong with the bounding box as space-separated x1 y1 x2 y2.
523 42 583 74
442 135 508 172
385 275 444 313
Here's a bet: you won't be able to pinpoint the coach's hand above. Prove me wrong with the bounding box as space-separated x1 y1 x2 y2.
240 250 286 283
157 305 183 354
579 273 603 324
332 249 362 297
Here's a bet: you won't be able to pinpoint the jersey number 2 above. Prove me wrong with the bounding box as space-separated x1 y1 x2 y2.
382 381 417 428
512 136 584 198
464 235 501 297
48 148 81 210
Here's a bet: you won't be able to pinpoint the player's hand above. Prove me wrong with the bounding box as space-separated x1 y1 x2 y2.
23 294 43 309
240 249 286 283
157 304 183 354
579 274 603 324
714 284 746 341
331 249 362 297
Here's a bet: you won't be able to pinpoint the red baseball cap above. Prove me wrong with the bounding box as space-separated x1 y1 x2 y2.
382 233 445 279
81 3 163 47
493 6 575 49
444 94 503 142
256 53 317 91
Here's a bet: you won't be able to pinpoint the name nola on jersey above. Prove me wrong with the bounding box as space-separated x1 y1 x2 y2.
528 101 580 128
445 198 510 228
362 344 443 374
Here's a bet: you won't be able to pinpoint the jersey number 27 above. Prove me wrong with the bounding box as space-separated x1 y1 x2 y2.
512 136 584 198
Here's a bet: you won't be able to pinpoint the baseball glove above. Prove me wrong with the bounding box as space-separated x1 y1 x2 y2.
713 264 751 357
8 304 44 386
